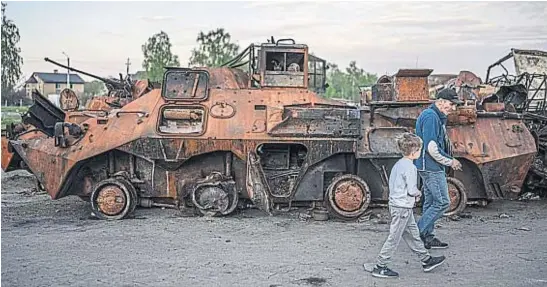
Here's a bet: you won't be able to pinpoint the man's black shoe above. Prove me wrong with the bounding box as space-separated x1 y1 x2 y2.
371 265 399 278
428 238 448 249
422 255 446 272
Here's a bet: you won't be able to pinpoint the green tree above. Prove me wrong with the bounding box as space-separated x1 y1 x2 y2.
325 61 377 101
1 2 23 97
344 61 377 100
79 80 106 106
84 80 106 96
141 31 180 83
84 80 105 96
188 28 240 67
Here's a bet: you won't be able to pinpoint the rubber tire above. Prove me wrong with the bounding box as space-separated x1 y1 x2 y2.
90 178 137 220
115 177 138 214
444 177 468 217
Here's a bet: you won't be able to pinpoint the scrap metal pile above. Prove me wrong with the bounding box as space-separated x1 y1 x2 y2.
483 49 547 194
428 49 547 195
0 39 541 222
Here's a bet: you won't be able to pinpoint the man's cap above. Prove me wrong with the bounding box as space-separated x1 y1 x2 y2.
436 88 463 104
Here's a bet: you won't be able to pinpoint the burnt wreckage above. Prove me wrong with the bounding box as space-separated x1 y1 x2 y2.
1 39 537 220
483 49 547 194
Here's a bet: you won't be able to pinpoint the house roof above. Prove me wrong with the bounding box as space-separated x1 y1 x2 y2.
26 72 86 84
26 76 38 84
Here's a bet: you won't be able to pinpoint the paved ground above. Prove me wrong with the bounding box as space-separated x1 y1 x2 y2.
2 170 547 287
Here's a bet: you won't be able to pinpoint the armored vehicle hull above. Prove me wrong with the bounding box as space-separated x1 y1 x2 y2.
2 40 537 220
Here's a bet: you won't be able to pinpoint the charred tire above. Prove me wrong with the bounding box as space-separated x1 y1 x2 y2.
444 177 468 217
90 178 137 220
325 174 371 221
192 184 237 217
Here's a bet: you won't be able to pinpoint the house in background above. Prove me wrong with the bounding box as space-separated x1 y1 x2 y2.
25 69 85 98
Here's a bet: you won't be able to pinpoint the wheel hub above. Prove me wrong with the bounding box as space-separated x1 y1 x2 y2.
195 186 229 214
96 185 126 216
325 174 371 220
333 181 364 212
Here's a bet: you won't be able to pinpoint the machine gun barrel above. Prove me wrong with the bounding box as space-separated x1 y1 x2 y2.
44 57 122 88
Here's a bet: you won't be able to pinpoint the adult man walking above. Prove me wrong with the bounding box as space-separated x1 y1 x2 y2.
414 88 462 249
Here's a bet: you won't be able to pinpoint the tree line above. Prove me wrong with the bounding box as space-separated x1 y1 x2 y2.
2 2 377 105
140 28 378 101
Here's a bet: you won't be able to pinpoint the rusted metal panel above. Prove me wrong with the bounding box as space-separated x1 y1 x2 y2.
395 76 430 101
395 69 433 78
371 69 432 103
1 136 13 170
263 72 306 87
483 103 506 112
448 116 536 198
268 107 360 137
447 106 477 126
371 83 393 102
394 69 433 102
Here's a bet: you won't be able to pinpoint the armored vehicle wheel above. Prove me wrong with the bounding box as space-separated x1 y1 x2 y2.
325 174 371 220
192 185 231 217
444 177 468 217
114 176 139 214
90 178 137 220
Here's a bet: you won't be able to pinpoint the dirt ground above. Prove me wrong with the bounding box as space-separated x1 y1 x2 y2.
2 170 547 287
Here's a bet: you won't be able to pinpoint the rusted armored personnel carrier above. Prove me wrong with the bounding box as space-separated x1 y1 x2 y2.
364 69 537 216
1 39 537 220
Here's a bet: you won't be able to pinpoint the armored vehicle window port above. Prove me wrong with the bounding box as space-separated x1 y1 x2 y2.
221 37 328 94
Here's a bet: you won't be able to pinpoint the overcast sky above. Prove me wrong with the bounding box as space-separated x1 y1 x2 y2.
6 1 547 82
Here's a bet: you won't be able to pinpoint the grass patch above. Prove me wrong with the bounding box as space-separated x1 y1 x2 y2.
1 116 21 127
1 106 28 127
2 106 29 113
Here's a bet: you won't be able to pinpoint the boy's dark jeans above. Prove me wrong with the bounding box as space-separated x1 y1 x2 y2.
417 171 450 244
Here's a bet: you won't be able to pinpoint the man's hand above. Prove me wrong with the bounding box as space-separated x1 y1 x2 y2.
451 159 462 171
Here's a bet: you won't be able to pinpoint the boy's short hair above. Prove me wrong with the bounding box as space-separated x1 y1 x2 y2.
396 132 422 156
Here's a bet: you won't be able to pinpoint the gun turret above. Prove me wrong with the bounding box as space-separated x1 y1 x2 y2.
44 57 133 99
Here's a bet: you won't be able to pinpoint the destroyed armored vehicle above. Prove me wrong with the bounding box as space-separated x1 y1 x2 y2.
483 48 547 194
364 69 536 215
1 38 537 221
1 58 157 181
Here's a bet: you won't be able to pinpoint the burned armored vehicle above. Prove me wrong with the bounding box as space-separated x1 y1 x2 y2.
482 49 547 194
364 69 536 216
1 58 156 180
1 39 537 220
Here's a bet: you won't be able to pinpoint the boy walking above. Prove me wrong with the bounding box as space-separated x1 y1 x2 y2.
371 133 446 278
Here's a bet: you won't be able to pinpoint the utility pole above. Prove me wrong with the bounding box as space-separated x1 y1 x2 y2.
125 58 131 76
62 52 70 88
